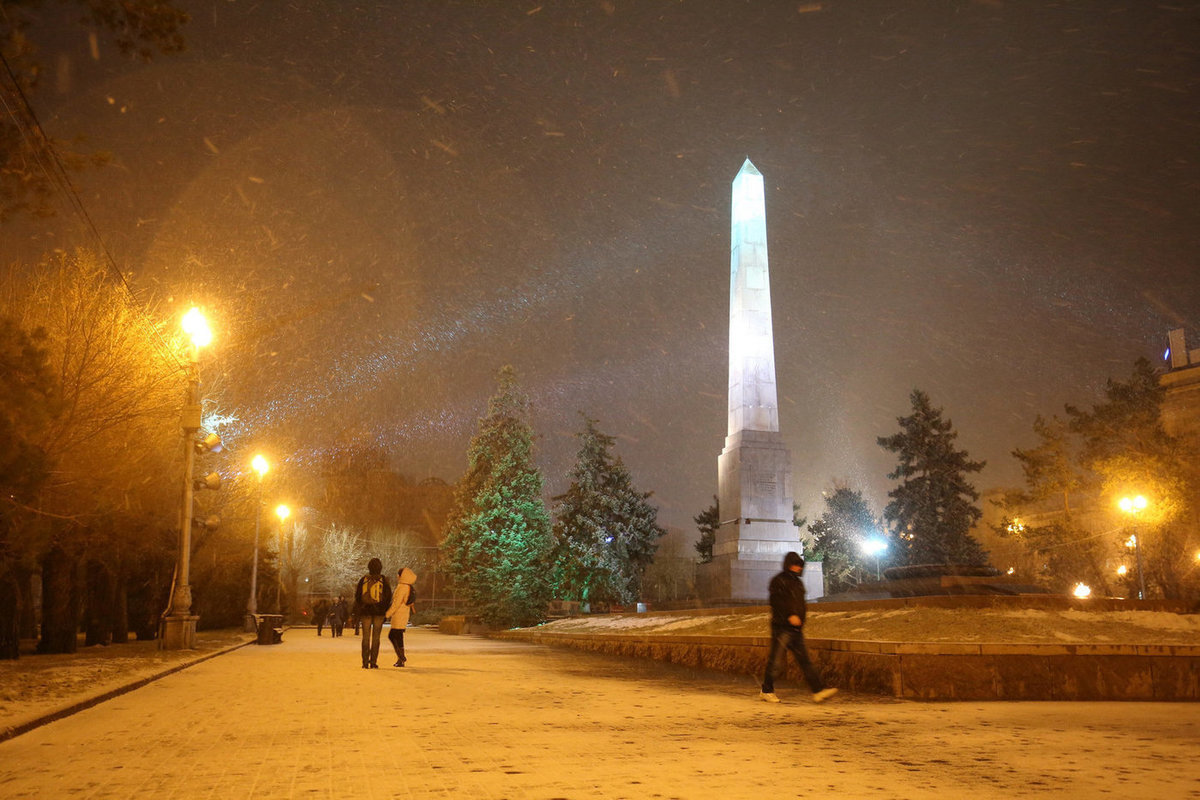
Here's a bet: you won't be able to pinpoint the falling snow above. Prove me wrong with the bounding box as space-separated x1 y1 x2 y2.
5 1 1197 531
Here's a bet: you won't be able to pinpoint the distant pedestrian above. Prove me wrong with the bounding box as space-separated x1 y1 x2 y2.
329 596 348 637
354 558 392 669
385 567 418 667
760 551 838 704
314 598 331 636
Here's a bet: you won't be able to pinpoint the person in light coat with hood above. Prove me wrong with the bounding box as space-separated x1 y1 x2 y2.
385 567 417 667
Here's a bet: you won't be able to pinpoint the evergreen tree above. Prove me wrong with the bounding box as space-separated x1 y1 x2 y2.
878 390 988 566
441 367 553 628
808 487 878 592
552 416 665 606
997 415 1099 592
693 496 718 564
1011 415 1081 516
1064 358 1197 600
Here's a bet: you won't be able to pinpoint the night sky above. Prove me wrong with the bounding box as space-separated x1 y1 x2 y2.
8 1 1199 534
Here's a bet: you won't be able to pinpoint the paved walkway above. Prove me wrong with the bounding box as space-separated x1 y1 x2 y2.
0 629 1197 799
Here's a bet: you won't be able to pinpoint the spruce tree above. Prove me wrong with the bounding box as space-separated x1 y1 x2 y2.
693 496 718 564
809 487 878 592
1064 358 1195 599
877 390 988 566
441 367 553 628
552 416 665 607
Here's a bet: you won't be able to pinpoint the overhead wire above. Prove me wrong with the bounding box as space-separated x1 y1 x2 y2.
0 47 186 371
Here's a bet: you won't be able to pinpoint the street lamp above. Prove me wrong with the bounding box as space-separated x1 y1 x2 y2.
245 454 269 630
861 537 887 581
275 504 290 615
1118 494 1149 600
163 307 220 650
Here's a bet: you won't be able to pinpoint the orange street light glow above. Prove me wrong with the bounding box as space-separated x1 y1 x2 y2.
252 454 269 478
1118 495 1148 514
275 504 290 522
181 307 212 348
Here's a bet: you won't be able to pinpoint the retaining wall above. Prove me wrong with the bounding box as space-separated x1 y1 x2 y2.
489 628 1200 701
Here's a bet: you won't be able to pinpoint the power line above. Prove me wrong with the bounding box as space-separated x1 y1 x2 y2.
0 49 185 371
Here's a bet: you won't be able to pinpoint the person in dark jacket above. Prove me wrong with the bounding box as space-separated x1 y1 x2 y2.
760 551 838 703
354 558 393 669
329 596 348 637
313 598 331 636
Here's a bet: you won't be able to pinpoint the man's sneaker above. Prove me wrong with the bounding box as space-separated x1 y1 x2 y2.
759 691 781 703
812 688 839 703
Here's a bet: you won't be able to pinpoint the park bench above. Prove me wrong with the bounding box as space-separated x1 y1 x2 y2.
251 614 284 645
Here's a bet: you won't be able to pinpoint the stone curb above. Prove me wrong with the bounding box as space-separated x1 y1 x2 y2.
491 629 1200 701
0 635 259 743
501 630 1200 658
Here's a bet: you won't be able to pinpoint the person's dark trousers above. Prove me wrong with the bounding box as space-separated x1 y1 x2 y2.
761 624 825 694
361 615 385 667
317 620 324 636
388 627 406 665
332 621 344 637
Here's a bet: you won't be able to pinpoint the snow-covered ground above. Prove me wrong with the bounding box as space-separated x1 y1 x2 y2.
538 606 1200 645
0 629 250 734
1 629 1197 799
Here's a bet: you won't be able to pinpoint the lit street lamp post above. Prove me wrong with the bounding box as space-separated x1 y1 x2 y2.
275 504 290 616
163 308 216 650
861 537 887 581
245 454 269 632
1118 495 1149 600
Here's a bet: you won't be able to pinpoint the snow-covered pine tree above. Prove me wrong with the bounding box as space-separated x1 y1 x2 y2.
692 496 719 565
877 390 988 566
441 366 552 628
552 416 665 607
809 486 879 592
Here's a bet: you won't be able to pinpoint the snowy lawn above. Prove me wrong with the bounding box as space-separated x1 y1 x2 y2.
0 629 252 733
535 606 1200 645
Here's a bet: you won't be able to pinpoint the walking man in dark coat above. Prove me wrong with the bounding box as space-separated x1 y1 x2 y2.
329 595 348 637
760 551 838 704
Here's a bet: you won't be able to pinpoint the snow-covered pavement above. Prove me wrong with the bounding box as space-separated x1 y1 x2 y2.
0 628 1195 798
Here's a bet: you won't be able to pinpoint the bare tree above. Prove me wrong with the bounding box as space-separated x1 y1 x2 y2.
313 523 367 597
1 251 185 651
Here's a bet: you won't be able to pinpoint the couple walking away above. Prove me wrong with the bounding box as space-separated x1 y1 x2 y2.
354 558 417 669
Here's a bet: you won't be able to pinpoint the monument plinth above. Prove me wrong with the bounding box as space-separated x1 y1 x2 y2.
700 159 820 604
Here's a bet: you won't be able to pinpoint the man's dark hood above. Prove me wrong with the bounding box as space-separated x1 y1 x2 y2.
783 551 804 570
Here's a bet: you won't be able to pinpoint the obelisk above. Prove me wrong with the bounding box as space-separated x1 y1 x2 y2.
708 158 805 603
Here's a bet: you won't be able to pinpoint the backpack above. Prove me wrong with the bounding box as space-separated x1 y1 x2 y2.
362 575 383 606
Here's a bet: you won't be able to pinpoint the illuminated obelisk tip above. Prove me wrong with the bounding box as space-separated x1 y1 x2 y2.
728 158 779 436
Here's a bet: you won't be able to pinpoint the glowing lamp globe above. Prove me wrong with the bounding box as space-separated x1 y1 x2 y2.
1118 495 1148 514
181 307 212 348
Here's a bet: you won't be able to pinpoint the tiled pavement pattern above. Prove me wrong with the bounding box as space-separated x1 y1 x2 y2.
1 629 1197 799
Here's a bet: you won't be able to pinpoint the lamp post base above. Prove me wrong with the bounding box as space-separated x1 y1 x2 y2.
161 614 200 649
244 612 259 633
